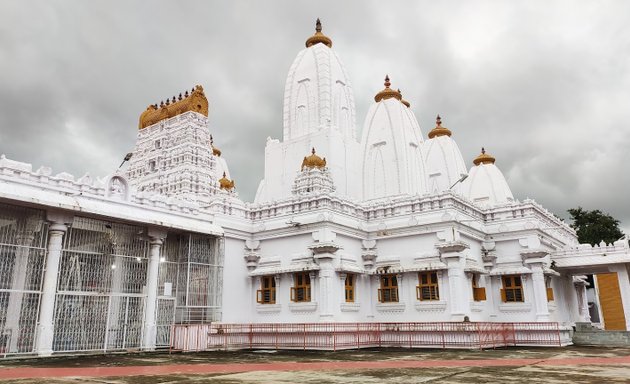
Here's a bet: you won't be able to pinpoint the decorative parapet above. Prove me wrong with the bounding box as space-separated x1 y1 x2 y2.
0 154 208 219
552 239 630 269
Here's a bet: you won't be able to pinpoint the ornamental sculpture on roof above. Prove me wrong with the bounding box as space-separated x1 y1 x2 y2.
427 114 453 139
301 148 327 170
473 147 496 166
305 18 332 48
138 85 209 129
219 171 235 191
374 75 402 103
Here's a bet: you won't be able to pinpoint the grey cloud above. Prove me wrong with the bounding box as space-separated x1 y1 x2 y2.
1 0 629 234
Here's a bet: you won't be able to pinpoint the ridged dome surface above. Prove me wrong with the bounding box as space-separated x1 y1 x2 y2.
361 93 426 200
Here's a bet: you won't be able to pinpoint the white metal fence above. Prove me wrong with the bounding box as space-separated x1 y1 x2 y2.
0 204 47 355
0 202 224 356
53 217 149 353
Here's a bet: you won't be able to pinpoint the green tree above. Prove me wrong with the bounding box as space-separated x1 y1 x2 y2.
568 207 625 246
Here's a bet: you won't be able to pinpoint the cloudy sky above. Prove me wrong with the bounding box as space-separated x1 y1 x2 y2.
1 1 629 234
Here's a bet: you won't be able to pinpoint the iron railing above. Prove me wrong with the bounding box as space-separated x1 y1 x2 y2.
171 322 563 352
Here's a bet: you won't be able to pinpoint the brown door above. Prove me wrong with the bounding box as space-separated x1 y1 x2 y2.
597 272 627 331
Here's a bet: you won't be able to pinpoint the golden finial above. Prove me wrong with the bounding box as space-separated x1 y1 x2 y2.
305 18 333 48
473 147 496 166
374 75 402 102
301 147 327 170
427 114 453 139
399 89 410 108
139 85 210 129
219 171 235 190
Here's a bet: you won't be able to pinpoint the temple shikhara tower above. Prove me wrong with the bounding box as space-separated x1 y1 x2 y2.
1 19 629 356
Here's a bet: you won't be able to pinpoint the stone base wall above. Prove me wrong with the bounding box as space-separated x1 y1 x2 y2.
572 322 630 346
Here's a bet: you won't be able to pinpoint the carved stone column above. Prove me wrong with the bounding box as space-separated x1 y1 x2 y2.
142 228 167 350
437 241 469 321
309 242 340 321
35 211 73 356
522 250 550 321
482 249 498 319
573 276 591 322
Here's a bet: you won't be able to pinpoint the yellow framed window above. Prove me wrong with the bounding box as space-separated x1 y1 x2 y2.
378 274 399 303
501 275 524 302
345 274 355 303
472 274 486 301
256 275 276 304
290 272 311 302
416 271 440 301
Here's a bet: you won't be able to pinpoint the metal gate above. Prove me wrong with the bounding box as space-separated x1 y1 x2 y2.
0 204 47 355
156 298 176 347
53 217 148 353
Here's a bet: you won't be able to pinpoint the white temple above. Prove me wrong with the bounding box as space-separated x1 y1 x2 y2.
1 19 629 356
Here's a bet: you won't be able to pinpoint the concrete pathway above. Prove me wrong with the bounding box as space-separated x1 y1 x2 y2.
1 355 629 380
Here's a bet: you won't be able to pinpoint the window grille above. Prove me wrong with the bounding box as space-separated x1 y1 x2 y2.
378 274 399 303
291 272 311 302
501 275 524 302
257 276 276 304
416 272 439 301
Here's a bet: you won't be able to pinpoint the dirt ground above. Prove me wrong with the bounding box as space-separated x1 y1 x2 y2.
1 346 629 383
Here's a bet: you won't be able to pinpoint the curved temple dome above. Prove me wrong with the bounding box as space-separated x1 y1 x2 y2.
361 75 426 200
423 115 467 194
462 147 513 205
283 19 356 141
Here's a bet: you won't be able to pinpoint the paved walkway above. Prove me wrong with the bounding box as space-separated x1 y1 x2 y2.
1 355 629 380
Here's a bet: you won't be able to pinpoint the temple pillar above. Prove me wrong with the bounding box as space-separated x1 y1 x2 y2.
522 251 550 322
309 230 340 322
437 241 469 321
142 228 166 350
482 250 498 320
574 276 591 322
314 255 334 321
35 211 72 356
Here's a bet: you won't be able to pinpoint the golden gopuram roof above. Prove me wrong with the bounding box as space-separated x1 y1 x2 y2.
301 148 327 170
306 18 333 48
473 147 496 166
374 75 402 103
219 172 235 190
427 115 453 139
138 85 209 129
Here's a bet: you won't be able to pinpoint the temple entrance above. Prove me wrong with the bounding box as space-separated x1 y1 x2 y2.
596 273 626 330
